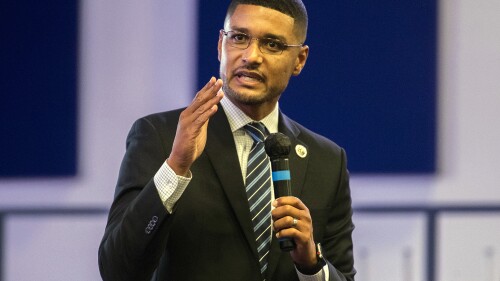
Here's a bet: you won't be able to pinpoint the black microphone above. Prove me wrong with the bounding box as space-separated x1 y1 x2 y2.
264 132 296 252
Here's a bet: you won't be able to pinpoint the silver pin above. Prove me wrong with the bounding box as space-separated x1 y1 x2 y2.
295 144 307 158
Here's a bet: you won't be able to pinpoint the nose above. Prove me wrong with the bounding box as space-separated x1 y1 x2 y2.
242 39 263 64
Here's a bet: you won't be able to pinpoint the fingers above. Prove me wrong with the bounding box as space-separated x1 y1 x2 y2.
177 77 223 136
271 197 312 243
274 216 301 236
273 196 308 211
272 197 318 269
273 215 308 238
180 77 223 130
187 77 224 115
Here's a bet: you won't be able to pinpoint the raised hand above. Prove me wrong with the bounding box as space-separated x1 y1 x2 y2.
167 77 224 176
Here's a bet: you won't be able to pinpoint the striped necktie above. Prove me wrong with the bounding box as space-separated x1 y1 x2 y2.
244 122 272 279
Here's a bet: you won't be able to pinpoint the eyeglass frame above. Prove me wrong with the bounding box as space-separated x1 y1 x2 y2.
220 29 304 55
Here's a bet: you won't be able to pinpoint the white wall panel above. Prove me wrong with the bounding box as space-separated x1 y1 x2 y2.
437 213 500 281
4 215 108 281
352 213 427 281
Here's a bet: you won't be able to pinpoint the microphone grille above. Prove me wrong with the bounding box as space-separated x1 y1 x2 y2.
264 133 291 159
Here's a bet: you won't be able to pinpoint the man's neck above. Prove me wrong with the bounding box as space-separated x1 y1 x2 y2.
220 96 279 134
226 96 279 121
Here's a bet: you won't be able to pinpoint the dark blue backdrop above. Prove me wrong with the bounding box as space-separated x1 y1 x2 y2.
0 0 78 177
197 1 437 173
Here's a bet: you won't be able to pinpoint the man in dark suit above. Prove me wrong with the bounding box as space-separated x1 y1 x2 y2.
99 0 355 280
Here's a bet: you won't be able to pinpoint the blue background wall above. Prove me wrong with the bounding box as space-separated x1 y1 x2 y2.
0 1 437 176
197 1 437 173
0 1 78 177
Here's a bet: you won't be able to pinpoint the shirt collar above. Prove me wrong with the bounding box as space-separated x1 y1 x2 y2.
220 96 279 134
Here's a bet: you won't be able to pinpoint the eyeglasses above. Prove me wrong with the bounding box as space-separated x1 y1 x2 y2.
220 30 303 55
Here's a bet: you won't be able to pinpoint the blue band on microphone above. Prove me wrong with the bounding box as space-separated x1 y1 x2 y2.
272 170 290 181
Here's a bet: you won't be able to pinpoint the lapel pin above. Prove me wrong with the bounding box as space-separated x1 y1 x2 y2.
295 144 307 158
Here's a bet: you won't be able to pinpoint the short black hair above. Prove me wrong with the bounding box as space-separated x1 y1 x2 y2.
226 0 308 41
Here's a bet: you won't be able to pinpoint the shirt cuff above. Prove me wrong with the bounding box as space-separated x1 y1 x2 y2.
296 264 329 281
153 160 192 213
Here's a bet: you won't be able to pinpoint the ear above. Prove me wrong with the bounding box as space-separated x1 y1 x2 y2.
218 32 223 62
292 45 309 76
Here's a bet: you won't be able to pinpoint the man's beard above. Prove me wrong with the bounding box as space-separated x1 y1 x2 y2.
221 79 281 106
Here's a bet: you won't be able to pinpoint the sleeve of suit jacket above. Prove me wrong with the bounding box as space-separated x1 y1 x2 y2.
325 148 356 281
99 115 177 281
309 148 355 281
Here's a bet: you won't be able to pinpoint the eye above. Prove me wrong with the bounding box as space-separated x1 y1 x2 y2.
230 32 249 44
262 39 285 52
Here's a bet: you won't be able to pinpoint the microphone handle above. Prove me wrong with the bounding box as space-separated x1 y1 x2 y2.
270 157 296 252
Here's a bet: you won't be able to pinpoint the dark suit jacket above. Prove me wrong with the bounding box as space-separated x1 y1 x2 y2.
99 106 356 281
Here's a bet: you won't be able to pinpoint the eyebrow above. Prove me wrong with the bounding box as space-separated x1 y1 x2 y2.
230 26 288 42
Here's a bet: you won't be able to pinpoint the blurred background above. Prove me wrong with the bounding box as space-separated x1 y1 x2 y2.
1 0 499 280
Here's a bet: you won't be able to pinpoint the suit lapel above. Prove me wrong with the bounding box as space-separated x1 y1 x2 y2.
278 112 308 199
204 108 260 261
267 112 310 280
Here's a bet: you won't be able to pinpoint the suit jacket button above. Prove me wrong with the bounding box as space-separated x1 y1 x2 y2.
145 216 159 234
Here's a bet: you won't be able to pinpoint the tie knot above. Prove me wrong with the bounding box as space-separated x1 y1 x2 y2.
244 122 268 143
